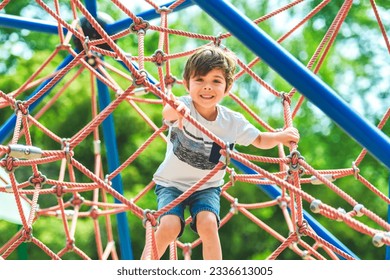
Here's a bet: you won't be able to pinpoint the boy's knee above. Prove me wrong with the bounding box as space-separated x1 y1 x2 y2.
159 215 182 238
196 211 218 234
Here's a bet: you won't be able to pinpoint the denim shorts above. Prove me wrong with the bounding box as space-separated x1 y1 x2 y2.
155 185 221 237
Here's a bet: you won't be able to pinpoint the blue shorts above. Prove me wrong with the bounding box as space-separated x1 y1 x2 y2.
155 185 221 237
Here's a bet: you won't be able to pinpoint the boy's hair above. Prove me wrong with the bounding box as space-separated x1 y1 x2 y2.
183 45 236 91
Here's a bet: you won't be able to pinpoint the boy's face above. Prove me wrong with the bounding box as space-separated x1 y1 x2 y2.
184 68 232 117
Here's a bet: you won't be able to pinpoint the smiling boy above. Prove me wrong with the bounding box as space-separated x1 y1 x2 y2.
142 45 300 260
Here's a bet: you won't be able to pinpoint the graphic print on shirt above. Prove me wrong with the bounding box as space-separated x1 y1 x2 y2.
170 126 222 170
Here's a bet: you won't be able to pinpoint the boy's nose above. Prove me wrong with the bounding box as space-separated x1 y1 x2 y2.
203 85 212 90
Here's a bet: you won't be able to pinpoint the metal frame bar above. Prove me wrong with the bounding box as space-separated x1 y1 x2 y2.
0 54 74 143
193 0 390 170
387 177 390 260
0 14 60 34
96 78 133 260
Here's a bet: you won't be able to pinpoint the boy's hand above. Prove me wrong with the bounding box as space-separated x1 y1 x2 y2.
174 99 190 129
165 90 190 129
252 127 300 149
280 127 300 147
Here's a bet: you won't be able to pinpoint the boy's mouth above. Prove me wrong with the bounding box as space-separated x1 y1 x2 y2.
200 94 214 99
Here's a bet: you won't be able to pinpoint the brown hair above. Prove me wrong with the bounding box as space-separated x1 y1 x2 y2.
183 45 236 91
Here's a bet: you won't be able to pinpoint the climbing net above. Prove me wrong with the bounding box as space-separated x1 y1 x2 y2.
0 0 389 260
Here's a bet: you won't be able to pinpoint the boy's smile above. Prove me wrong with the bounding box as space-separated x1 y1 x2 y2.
185 68 231 121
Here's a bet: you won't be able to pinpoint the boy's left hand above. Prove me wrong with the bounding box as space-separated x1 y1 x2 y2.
280 127 300 147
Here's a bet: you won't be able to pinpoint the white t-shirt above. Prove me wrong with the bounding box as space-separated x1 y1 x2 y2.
153 95 260 192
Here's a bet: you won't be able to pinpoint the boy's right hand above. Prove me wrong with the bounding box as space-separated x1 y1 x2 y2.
164 90 190 129
174 99 190 129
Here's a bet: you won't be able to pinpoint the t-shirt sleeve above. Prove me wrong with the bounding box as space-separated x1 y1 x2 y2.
234 112 261 146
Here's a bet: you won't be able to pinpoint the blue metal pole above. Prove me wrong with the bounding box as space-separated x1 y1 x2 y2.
0 14 61 34
232 159 360 260
0 55 74 144
192 0 390 170
84 0 98 18
96 78 134 260
387 176 390 260
83 0 133 260
106 0 194 35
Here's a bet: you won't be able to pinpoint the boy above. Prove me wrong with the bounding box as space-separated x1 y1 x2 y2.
142 45 300 260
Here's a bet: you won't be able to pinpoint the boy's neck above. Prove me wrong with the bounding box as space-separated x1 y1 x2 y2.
194 104 218 121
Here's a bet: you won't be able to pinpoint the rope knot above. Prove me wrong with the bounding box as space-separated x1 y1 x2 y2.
66 239 75 251
52 185 67 197
143 209 158 228
287 150 304 173
157 6 172 14
21 227 33 242
61 138 73 163
164 74 177 88
130 17 150 33
89 206 100 219
280 92 291 105
70 195 85 207
133 70 148 86
1 156 18 173
297 220 309 237
277 195 290 208
14 100 29 116
352 161 360 179
152 49 166 66
29 172 47 186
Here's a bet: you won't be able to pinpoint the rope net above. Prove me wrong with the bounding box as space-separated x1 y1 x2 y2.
0 0 389 260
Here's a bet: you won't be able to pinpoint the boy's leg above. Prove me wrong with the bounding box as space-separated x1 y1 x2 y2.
155 215 182 259
196 211 222 260
141 185 185 259
141 214 181 259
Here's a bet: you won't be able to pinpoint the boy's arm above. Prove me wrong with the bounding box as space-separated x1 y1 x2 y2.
162 102 182 122
251 127 300 149
162 91 190 129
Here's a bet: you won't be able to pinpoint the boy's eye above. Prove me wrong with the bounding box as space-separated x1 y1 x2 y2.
193 77 203 82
